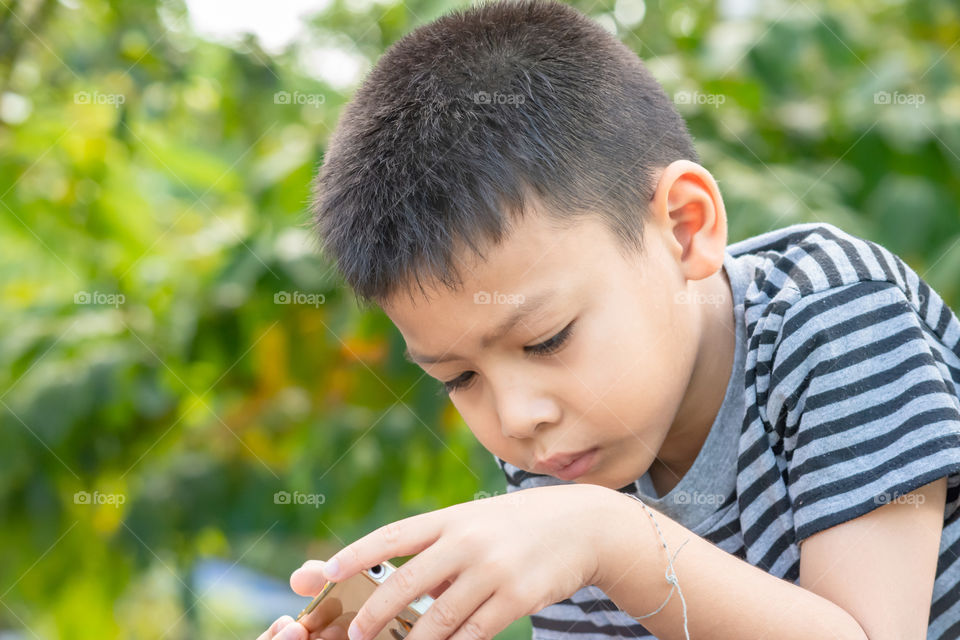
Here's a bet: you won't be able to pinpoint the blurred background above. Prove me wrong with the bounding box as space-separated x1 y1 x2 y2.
1 0 958 638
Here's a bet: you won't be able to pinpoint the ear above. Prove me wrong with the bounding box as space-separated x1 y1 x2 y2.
649 159 727 280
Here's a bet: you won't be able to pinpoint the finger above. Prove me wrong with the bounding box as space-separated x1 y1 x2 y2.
315 624 348 640
444 592 523 640
257 615 294 640
299 594 344 632
274 620 309 640
402 574 493 640
309 611 355 640
291 560 331 596
323 512 446 584
347 551 458 640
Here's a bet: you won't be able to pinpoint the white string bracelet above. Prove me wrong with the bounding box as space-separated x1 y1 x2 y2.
622 493 691 640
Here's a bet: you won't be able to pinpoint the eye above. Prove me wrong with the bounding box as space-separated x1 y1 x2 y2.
438 371 475 395
436 321 576 396
525 320 575 357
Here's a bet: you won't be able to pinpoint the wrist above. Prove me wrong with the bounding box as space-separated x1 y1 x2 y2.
591 489 658 593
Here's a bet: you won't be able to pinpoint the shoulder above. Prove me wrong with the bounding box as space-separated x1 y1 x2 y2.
730 221 928 309
728 229 960 545
730 222 956 356
732 223 960 441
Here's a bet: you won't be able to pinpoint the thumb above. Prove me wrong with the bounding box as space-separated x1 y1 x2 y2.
275 621 308 640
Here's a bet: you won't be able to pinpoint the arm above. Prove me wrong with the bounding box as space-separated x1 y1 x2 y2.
594 488 873 640
796 475 946 640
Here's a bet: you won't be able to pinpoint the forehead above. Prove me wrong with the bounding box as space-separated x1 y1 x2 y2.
379 208 622 355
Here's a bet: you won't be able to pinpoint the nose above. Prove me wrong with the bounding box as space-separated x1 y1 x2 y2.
493 377 561 439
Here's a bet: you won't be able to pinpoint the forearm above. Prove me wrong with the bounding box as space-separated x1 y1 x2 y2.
594 490 869 640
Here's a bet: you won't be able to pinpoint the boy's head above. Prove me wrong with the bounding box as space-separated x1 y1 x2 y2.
311 0 733 490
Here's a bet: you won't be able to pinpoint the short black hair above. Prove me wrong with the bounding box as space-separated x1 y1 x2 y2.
310 0 698 308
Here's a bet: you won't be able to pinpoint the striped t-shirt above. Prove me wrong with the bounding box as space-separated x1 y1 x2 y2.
494 221 960 640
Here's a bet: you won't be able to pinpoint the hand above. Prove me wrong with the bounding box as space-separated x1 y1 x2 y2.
255 566 356 640
290 483 618 640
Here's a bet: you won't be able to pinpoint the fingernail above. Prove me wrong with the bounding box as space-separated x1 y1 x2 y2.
271 617 292 634
347 620 362 640
324 557 340 579
277 622 302 640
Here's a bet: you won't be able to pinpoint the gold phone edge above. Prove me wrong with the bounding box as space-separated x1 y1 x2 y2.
295 579 338 622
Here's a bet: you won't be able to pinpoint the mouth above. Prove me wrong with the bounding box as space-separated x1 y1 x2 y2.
534 446 599 481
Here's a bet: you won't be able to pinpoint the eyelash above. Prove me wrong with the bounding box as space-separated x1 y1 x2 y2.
437 321 577 395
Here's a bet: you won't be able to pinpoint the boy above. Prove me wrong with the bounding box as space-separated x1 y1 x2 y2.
258 1 960 638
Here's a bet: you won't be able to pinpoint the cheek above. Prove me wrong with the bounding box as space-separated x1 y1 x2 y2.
592 338 680 415
448 395 515 459
579 301 693 416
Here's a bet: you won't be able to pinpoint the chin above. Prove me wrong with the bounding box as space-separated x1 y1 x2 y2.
571 471 613 489
581 467 638 492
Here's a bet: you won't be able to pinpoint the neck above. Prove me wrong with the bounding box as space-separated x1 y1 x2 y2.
652 265 736 486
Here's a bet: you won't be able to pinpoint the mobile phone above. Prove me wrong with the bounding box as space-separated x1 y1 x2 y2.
295 559 435 640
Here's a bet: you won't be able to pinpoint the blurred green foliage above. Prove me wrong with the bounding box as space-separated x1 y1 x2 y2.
0 0 958 638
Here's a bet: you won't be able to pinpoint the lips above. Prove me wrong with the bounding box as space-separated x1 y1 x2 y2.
534 446 598 475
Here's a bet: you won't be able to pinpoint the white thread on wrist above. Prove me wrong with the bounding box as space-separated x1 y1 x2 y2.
622 493 691 640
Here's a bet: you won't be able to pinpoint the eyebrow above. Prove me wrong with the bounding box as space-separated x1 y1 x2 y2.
403 290 557 365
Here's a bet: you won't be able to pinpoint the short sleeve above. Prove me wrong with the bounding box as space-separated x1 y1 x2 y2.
765 279 960 543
